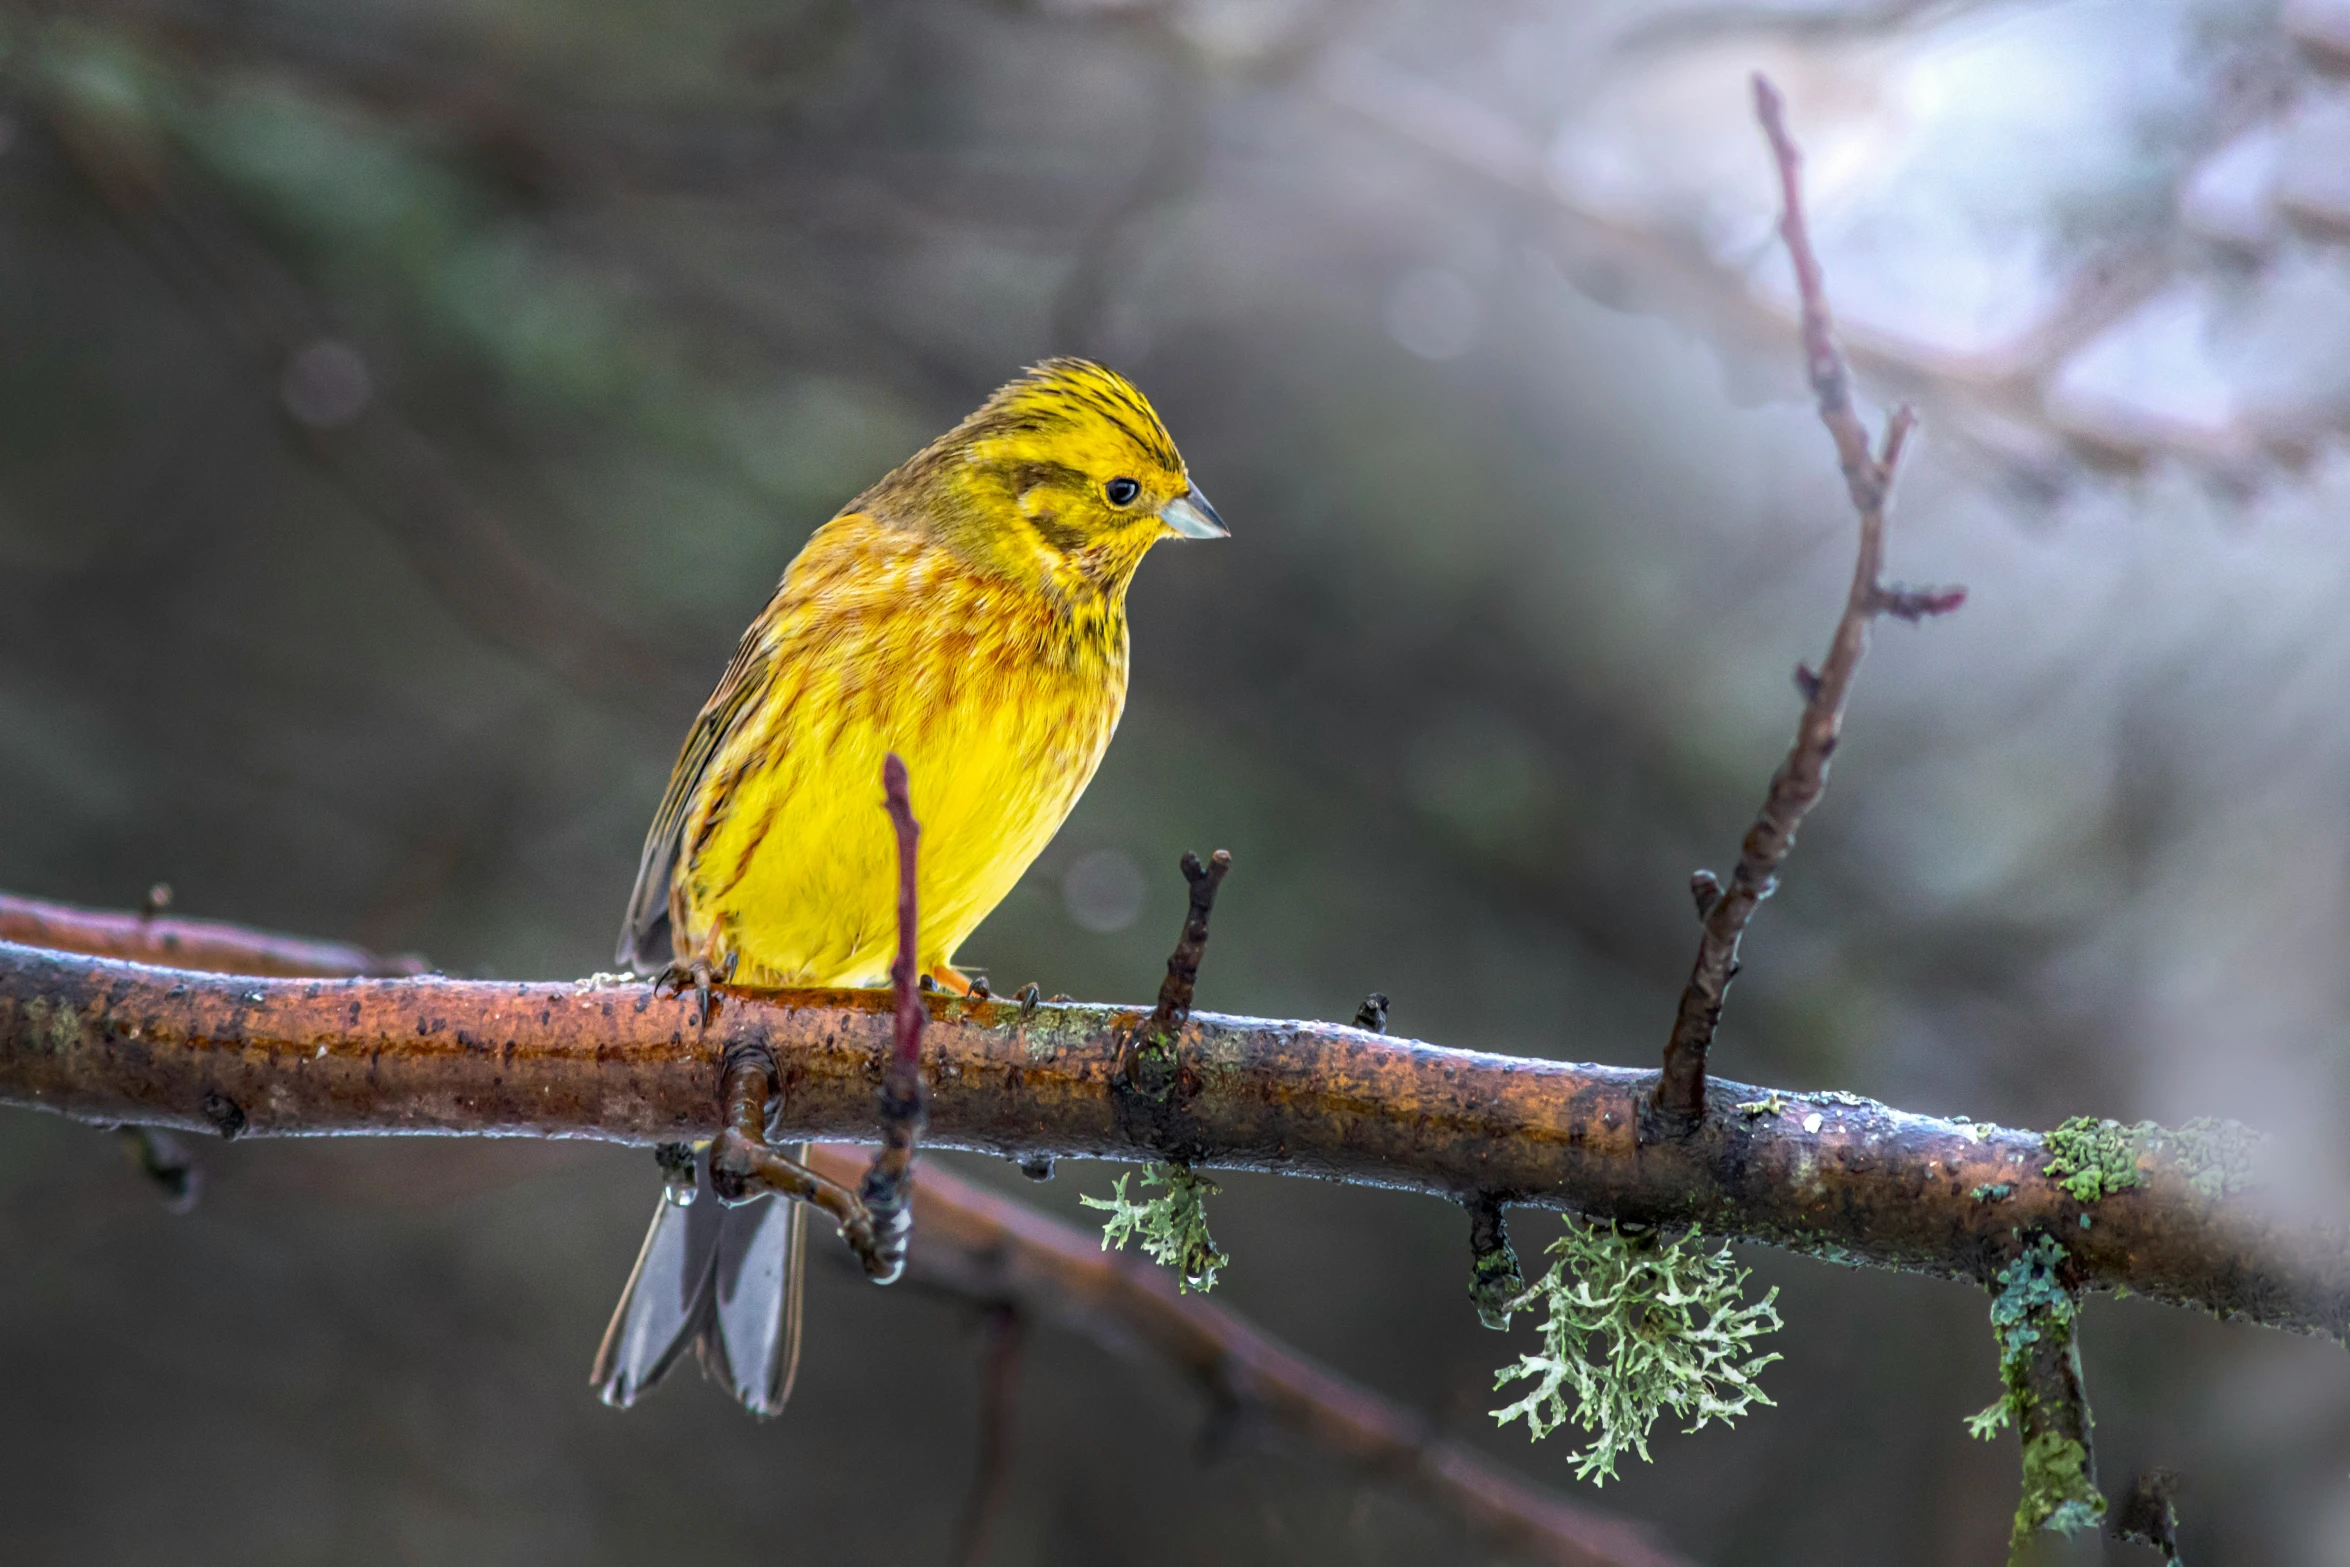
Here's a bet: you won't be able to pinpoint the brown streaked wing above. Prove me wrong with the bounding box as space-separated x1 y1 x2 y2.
617 624 777 973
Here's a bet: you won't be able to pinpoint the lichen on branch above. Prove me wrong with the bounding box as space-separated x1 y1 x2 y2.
1967 1236 2104 1557
1082 1161 1228 1293
1492 1220 1782 1486
2043 1115 2262 1204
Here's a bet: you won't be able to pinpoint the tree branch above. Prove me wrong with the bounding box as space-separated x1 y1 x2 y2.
1 920 2342 1342
1651 77 1963 1126
806 1144 1689 1567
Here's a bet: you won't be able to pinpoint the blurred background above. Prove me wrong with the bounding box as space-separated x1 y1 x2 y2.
5 0 2350 1559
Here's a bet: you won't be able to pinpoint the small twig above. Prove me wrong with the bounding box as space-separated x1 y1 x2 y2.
1972 1237 2104 1558
951 1304 1026 1567
2114 1468 2185 1565
1124 849 1231 1097
1466 1196 1525 1331
1151 850 1232 1034
2006 1280 2102 1558
1651 77 1963 1127
856 753 928 1284
115 1125 202 1213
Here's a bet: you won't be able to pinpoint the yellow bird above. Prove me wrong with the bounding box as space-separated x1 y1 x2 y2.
592 358 1226 1415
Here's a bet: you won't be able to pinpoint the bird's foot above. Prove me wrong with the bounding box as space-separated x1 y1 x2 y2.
654 950 739 1027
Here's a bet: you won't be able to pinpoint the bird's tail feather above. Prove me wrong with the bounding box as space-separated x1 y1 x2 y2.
591 1144 808 1417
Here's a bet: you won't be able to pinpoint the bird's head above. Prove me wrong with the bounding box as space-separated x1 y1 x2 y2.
873 358 1226 596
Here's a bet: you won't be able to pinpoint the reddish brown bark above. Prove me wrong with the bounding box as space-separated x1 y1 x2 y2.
4 938 2344 1341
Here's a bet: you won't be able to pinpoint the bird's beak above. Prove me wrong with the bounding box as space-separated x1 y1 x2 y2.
1159 484 1229 539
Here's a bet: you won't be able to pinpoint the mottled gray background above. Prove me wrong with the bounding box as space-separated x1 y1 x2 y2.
6 0 2350 1561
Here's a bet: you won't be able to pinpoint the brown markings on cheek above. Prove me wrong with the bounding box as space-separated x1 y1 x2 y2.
1028 509 1089 554
1012 467 1093 555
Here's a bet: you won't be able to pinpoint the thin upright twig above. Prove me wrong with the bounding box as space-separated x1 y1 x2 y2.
1651 76 1964 1126
1123 849 1231 1097
857 752 929 1284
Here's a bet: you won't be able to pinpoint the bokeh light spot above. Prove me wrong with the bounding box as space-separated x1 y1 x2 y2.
280 339 373 430
1062 847 1146 933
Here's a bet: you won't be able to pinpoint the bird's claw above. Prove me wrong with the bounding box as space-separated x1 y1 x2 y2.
654 951 739 1028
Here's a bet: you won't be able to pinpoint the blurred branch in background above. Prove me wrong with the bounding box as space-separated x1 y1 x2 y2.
949 1303 1025 1567
808 1144 1687 1567
14 27 710 710
20 0 2350 514
0 887 426 977
1310 7 2333 484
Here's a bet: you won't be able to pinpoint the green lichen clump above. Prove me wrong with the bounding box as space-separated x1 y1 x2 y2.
1969 1238 2073 1438
1492 1220 1782 1486
1967 1237 2104 1557
2041 1116 2145 1202
2041 1115 2262 1204
2019 1431 2103 1540
1082 1162 1228 1293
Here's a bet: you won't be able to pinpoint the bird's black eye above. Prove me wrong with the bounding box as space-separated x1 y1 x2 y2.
1105 477 1141 507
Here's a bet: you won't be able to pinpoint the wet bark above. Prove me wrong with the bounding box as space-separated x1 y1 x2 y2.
4 941 2344 1340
